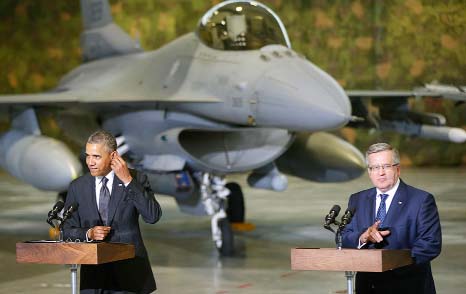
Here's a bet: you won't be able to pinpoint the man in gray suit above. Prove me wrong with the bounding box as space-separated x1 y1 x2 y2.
64 130 162 294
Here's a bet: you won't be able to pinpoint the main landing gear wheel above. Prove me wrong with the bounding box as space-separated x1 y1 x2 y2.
225 182 255 232
226 182 245 223
217 218 234 256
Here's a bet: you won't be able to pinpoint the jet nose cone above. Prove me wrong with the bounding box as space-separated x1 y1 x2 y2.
254 55 351 131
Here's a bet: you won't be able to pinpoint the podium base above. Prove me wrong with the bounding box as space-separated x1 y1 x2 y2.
70 264 78 294
345 271 354 294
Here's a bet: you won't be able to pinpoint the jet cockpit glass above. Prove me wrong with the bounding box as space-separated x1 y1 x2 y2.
197 0 291 51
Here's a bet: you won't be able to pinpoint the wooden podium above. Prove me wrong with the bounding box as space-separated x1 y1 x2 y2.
16 242 135 294
291 248 413 293
291 248 413 272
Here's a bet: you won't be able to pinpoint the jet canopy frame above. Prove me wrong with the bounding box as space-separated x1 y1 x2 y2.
197 0 291 51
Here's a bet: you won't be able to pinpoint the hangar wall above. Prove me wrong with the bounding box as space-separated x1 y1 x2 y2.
0 0 465 165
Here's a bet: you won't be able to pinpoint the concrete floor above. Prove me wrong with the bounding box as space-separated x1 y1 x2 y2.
0 167 465 294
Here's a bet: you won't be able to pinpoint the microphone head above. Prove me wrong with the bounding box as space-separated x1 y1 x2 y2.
331 205 341 216
47 200 65 218
46 201 65 228
67 202 79 213
324 204 341 230
344 207 355 217
54 200 65 212
62 202 79 220
339 207 356 230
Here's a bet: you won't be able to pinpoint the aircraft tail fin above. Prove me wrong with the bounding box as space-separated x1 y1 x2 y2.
80 0 142 62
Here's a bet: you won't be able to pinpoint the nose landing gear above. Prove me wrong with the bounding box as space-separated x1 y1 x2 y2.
200 173 235 256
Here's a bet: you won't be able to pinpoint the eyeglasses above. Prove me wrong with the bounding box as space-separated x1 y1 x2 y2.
367 163 399 172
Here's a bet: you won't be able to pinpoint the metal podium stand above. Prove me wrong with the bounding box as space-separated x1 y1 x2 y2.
16 242 135 294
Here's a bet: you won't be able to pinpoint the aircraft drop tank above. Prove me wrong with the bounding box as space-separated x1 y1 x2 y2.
0 130 82 191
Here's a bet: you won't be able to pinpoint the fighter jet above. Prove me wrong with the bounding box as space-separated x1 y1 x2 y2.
0 0 465 256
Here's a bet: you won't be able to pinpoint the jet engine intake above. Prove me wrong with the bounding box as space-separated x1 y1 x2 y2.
103 111 293 174
178 128 293 173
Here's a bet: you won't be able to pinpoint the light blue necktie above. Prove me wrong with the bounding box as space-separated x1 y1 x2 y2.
376 193 389 224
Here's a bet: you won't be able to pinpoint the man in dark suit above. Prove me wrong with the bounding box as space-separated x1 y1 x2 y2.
342 142 441 294
63 130 162 294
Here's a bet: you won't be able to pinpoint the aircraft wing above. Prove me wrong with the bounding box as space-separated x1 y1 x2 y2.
0 92 78 105
346 90 414 98
346 83 466 143
0 90 222 105
347 83 466 102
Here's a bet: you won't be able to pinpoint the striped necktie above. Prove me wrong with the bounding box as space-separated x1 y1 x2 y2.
376 193 389 224
99 177 110 225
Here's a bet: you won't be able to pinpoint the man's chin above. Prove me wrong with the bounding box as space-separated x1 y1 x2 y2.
377 184 393 192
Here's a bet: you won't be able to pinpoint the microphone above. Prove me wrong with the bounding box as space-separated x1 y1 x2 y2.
46 201 65 228
339 207 356 230
324 205 341 228
62 202 79 223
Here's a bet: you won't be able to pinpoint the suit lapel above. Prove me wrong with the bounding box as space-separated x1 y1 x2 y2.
86 174 101 219
364 188 377 227
383 179 408 226
107 175 125 226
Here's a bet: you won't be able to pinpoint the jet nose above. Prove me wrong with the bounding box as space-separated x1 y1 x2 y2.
254 56 351 131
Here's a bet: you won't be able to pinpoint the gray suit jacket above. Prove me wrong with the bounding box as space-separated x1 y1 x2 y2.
64 170 162 294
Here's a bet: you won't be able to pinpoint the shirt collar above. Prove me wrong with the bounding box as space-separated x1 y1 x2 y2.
95 170 115 184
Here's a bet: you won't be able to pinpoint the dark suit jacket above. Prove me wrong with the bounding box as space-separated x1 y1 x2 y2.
63 170 162 294
342 179 442 294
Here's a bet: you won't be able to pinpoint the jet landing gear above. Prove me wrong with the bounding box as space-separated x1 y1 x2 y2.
200 173 235 256
225 182 245 223
226 182 255 232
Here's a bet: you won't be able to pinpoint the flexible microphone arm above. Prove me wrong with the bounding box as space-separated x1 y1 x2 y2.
339 208 356 231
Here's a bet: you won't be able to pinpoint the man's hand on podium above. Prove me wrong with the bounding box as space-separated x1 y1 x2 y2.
359 220 390 244
88 226 111 241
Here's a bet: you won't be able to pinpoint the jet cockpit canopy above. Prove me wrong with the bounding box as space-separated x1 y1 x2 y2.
197 0 291 51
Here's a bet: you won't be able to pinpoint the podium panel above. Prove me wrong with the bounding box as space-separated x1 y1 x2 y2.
16 242 135 265
291 248 413 272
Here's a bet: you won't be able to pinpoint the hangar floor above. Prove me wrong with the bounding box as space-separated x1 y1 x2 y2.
0 167 465 294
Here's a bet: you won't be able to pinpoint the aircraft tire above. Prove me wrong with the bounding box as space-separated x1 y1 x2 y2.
226 182 245 223
217 218 235 256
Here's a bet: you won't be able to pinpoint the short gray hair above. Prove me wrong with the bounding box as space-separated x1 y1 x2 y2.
365 143 400 166
87 130 117 153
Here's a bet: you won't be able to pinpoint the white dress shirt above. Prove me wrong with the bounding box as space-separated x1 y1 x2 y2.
374 178 400 217
95 170 115 210
87 170 130 242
